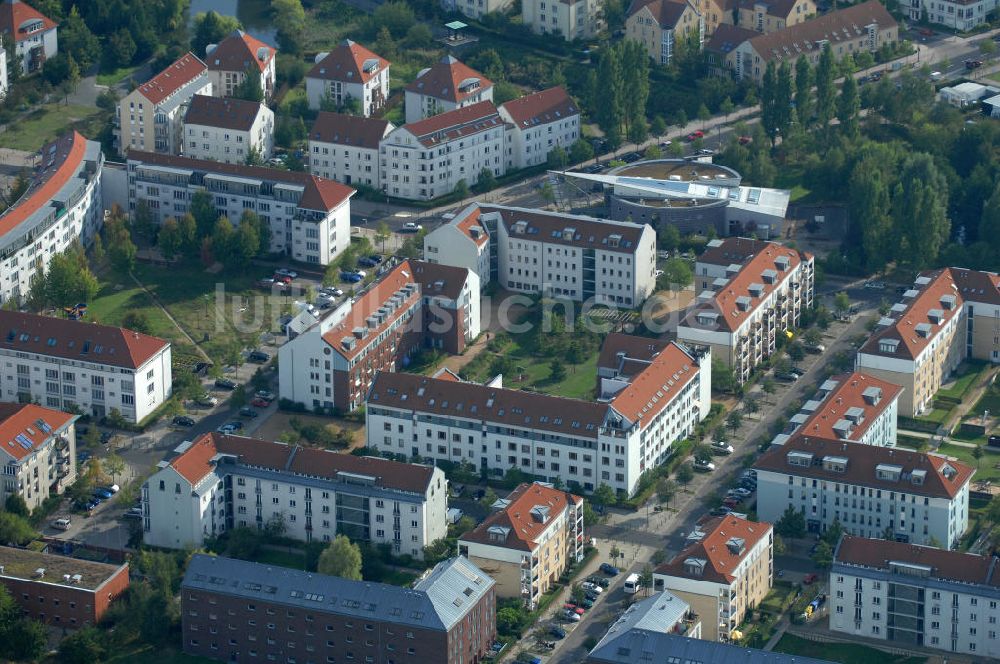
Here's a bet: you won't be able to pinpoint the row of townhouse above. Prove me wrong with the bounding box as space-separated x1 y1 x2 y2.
365 334 712 496
181 554 496 664
678 237 814 384
753 435 974 548
0 131 104 305
0 402 77 511
143 432 449 559
182 94 274 165
278 259 480 413
857 267 1000 418
0 310 172 424
122 150 354 265
423 203 657 307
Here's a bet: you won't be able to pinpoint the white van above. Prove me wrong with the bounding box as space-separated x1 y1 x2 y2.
623 573 641 594
52 518 71 531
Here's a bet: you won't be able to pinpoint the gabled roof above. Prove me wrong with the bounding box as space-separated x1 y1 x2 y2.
499 86 578 128
597 333 669 372
136 52 208 105
307 39 389 84
184 94 267 132
481 204 648 255
655 516 772 585
0 310 169 370
405 55 493 103
588 629 833 664
793 371 902 442
699 237 773 266
396 101 503 148
410 259 472 301
205 29 275 73
460 482 582 552
834 535 1000 588
737 0 804 19
309 111 393 150
628 0 695 28
705 24 760 55
608 342 700 428
0 403 76 462
0 0 56 43
451 204 489 247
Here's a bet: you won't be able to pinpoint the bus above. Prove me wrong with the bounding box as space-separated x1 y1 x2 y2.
623 573 640 594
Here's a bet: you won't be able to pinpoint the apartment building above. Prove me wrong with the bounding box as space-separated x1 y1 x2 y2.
588 627 830 664
498 86 580 169
366 338 711 496
736 0 815 33
0 402 76 511
442 0 514 20
626 0 704 65
458 482 584 609
653 515 773 642
753 436 974 548
521 0 604 41
678 237 814 384
590 591 702 658
308 112 394 188
770 371 902 447
144 432 448 558
0 131 103 306
204 29 276 100
0 545 129 628
0 311 171 423
381 102 506 201
181 554 496 664
907 0 998 30
116 52 212 155
306 40 390 117
830 535 1000 658
183 95 274 164
126 151 354 265
279 259 479 412
0 0 57 75
404 56 493 124
725 0 897 82
423 204 658 307
857 267 1000 417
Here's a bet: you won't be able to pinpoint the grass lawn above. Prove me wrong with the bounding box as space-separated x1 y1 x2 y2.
256 547 308 569
760 580 797 614
973 385 1000 415
937 363 982 400
936 442 1000 482
462 343 599 400
0 103 101 151
773 634 926 664
788 184 812 203
96 64 139 87
914 407 951 425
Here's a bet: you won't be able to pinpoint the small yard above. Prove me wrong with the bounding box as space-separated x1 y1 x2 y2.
459 336 599 400
773 634 926 664
936 442 1000 482
973 383 1000 415
936 362 982 400
0 103 104 151
96 64 140 87
760 580 799 615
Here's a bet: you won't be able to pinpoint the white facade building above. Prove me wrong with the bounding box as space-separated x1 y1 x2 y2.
0 132 103 306
380 101 506 201
143 433 448 559
753 436 974 548
126 151 354 266
499 86 580 170
906 0 998 30
183 94 274 164
0 403 77 512
0 0 57 75
306 40 390 117
404 56 493 124
204 29 276 100
0 311 172 424
441 0 515 19
521 0 604 40
830 535 1000 658
308 112 394 188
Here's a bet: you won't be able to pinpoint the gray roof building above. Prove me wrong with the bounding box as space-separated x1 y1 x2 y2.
587 627 834 664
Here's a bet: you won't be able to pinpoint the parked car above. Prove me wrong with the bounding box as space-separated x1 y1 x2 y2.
621 151 642 163
561 610 581 622
789 367 806 377
274 274 293 285
711 441 734 455
686 130 705 141
696 148 715 156
358 256 382 267
738 135 753 145
585 590 600 601
550 626 566 639
400 222 423 233
254 390 276 402
248 350 270 363
580 598 594 609
123 507 143 520
693 459 716 472
172 415 196 427
775 371 797 381
581 582 603 594
52 517 72 530
251 397 270 408
658 140 672 148
600 563 620 576
215 378 237 390
238 407 258 418
965 59 983 69
76 450 91 462
340 271 363 283
195 394 219 407
275 268 298 279
722 497 741 508
805 344 825 354
217 422 242 434
731 487 752 498
94 488 114 500
710 506 732 516
803 573 818 585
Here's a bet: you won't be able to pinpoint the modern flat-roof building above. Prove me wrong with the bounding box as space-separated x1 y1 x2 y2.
404 56 493 124
126 150 354 265
653 515 773 642
498 86 580 170
278 259 479 413
0 131 103 306
0 0 57 75
0 402 77 511
306 40 390 117
0 311 171 423
753 436 974 547
423 203 657 307
0 544 129 627
770 371 902 447
459 482 584 609
116 52 212 155
143 432 448 558
366 338 711 496
204 29 276 100
678 237 814 384
181 554 496 664
308 112 394 189
857 267 1000 417
830 535 1000 658
183 94 274 164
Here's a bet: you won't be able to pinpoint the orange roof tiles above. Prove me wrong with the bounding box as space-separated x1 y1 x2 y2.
402 101 503 148
170 434 219 484
0 403 75 462
137 52 208 105
310 112 392 150
307 39 389 84
205 30 274 73
656 516 772 584
796 372 902 442
453 205 488 247
835 535 1000 588
499 86 578 128
405 55 492 104
0 0 56 43
610 343 699 427
460 482 582 552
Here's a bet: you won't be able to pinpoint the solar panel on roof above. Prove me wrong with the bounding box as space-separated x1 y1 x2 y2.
15 435 32 450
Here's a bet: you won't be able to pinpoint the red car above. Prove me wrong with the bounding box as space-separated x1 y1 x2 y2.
738 135 752 145
251 397 270 408
686 130 704 142
274 274 293 284
803 573 818 585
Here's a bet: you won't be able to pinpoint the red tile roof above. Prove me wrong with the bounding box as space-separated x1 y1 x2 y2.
0 0 56 43
0 403 76 462
405 55 492 104
0 310 169 370
0 131 87 242
609 342 700 428
795 372 902 442
410 259 471 301
736 0 803 19
481 204 648 255
656 516 772 584
169 434 219 484
400 101 503 148
137 52 208 105
184 94 266 132
447 204 488 247
628 0 692 28
499 86 578 129
307 39 389 84
753 435 975 499
698 237 773 266
705 24 760 55
597 333 669 371
205 30 274 73
299 177 355 212
834 535 1000 588
309 112 392 150
460 482 582 552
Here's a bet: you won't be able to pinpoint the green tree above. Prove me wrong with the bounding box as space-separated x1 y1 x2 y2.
547 146 569 170
404 22 433 48
104 210 137 273
726 409 743 433
211 216 237 268
569 139 595 164
697 103 711 129
157 217 183 260
833 291 851 317
621 41 649 144
233 68 265 102
3 615 47 661
749 149 777 187
837 74 860 137
373 0 416 38
593 483 616 507
190 190 218 239
892 153 950 270
639 564 654 596
794 56 814 126
105 27 137 69
104 454 126 484
787 342 805 362
177 212 199 256
815 43 836 128
650 115 668 138
43 250 99 306
272 0 306 54
659 224 681 252
476 167 497 191
596 48 624 146
59 6 100 70
454 179 470 199
4 493 28 517
977 180 1000 249
549 358 566 382
812 540 834 568
972 444 984 468
660 256 693 288
822 518 845 546
676 462 694 484
58 626 106 664
657 477 677 503
318 534 363 580
133 200 156 246
775 505 806 538
0 511 37 545
192 10 241 57
711 357 738 394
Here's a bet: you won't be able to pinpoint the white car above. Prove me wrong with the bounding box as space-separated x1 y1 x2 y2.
581 582 603 594
693 459 716 472
401 222 423 233
711 441 734 455
275 268 298 279
654 269 664 278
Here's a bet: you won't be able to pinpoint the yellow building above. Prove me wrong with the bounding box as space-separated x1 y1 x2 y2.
736 0 815 33
626 0 704 64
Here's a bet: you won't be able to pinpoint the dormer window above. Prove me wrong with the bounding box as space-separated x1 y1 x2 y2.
822 455 848 473
683 557 706 577
879 339 900 354
875 463 902 481
787 451 813 467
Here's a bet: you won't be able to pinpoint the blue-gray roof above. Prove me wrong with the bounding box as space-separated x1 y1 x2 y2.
597 591 690 641
588 629 834 664
182 554 493 632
